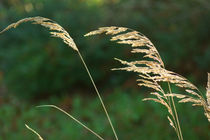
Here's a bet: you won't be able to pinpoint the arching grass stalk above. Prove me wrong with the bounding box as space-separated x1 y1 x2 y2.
37 105 104 140
0 16 118 140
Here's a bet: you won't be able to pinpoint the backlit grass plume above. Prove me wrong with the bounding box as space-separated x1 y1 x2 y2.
2 17 209 140
85 26 210 140
0 17 118 140
0 17 78 51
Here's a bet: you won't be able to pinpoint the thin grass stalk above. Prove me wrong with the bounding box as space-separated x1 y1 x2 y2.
147 40 182 140
156 43 183 140
167 83 183 140
77 51 119 140
147 74 180 138
161 57 182 140
163 88 181 140
162 63 182 139
25 124 44 140
37 105 104 140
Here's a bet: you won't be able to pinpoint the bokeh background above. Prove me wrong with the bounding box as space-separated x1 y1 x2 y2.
0 0 210 139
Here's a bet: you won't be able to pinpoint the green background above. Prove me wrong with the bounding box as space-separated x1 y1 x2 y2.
0 0 209 139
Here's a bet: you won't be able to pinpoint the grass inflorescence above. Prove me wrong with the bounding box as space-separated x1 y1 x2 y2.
1 17 209 140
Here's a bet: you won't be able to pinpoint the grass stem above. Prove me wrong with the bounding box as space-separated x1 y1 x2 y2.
167 83 183 140
37 105 104 140
77 51 119 140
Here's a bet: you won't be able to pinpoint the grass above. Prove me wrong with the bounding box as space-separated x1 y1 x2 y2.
85 26 210 139
0 16 209 140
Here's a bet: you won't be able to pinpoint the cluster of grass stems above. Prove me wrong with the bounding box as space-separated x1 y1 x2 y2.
1 16 209 140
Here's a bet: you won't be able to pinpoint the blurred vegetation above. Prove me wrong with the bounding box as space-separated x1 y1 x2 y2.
0 0 210 139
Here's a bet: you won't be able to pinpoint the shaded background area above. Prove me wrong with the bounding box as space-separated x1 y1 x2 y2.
0 0 209 139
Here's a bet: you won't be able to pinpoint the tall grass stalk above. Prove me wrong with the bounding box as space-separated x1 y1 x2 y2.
86 26 210 140
168 83 183 140
77 51 118 140
0 16 118 140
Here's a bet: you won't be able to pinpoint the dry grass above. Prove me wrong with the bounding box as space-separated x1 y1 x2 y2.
86 26 210 139
1 17 209 140
0 17 117 140
0 17 78 51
